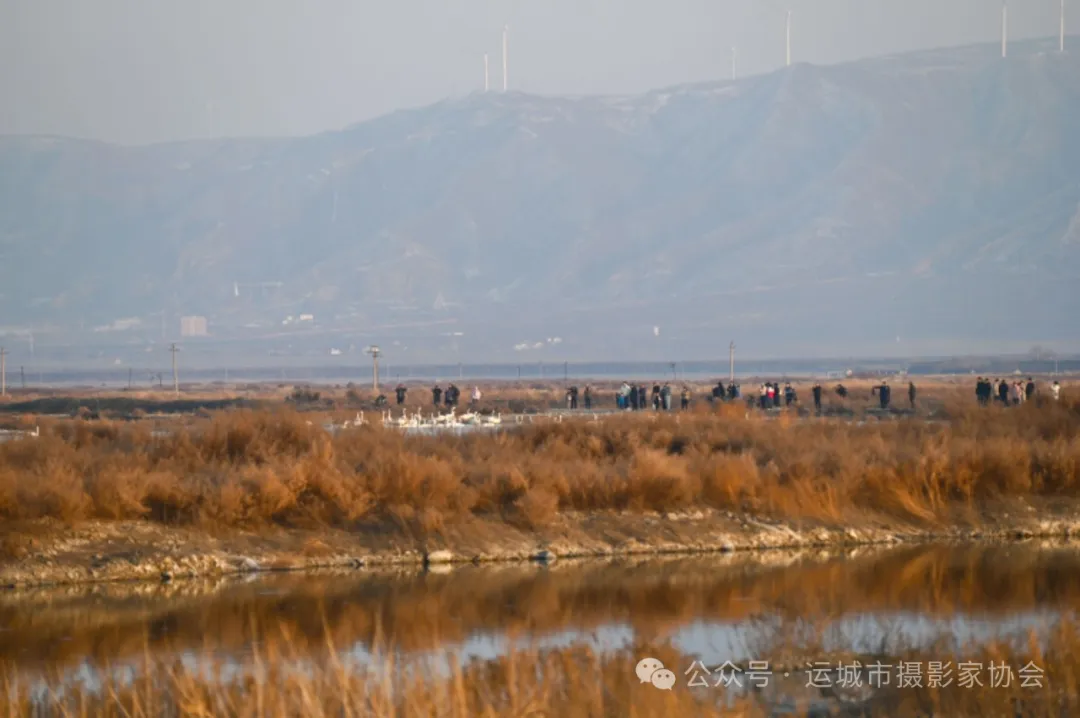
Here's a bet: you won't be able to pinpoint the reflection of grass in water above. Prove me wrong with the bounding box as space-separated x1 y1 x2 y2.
2 618 1078 717
5 546 1080 677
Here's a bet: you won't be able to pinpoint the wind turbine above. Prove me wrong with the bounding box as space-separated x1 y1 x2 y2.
1062 0 1067 52
502 24 510 92
786 9 792 66
1001 0 1008 58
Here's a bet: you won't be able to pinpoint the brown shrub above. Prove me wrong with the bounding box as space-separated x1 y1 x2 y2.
0 386 1079 533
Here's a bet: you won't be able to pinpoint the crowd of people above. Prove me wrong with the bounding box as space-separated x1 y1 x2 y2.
974 377 1061 405
405 376 1064 415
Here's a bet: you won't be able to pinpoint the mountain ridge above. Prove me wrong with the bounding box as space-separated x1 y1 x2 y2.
1 37 1078 362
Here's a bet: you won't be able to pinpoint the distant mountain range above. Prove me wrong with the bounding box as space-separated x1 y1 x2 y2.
1 37 1078 363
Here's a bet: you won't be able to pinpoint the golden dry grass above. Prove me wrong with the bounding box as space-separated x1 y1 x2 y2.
1 389 1078 539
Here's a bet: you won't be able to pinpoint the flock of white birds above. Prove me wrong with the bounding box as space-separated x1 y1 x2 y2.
315 408 513 434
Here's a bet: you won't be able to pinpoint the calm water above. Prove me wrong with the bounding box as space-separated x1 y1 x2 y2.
2 543 1078 714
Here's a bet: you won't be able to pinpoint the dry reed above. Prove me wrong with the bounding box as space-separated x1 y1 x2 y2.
1 391 1078 541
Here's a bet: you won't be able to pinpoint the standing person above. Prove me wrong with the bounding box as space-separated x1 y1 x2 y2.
908 381 917 410
583 385 593 410
835 384 848 400
728 383 738 401
759 384 768 410
432 384 443 407
812 383 823 412
639 385 648 412
998 379 1010 405
874 381 891 410
570 386 579 409
1010 381 1022 406
630 384 639 411
713 381 725 402
976 377 987 406
1052 381 1061 401
784 382 795 407
1026 378 1036 401
651 384 661 411
680 386 691 411
661 383 672 411
395 384 408 405
471 386 482 405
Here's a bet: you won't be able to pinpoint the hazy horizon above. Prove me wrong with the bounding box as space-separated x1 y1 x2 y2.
1 0 1071 144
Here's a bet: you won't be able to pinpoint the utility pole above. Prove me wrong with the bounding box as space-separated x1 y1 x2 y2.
729 341 736 383
169 343 180 397
366 345 381 393
0 347 6 397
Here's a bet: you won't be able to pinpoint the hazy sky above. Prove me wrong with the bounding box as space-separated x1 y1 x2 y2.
1 0 1067 144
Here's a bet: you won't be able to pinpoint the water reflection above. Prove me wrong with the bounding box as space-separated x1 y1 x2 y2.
2 542 1078 678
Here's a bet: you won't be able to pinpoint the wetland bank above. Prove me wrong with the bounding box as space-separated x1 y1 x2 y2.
1 382 1079 588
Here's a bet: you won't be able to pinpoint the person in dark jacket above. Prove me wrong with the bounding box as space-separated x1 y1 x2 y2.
975 377 987 405
432 385 443 407
630 385 639 411
639 385 648 411
728 383 738 401
712 382 725 402
661 383 673 411
569 386 579 410
1025 378 1036 401
812 383 823 412
583 385 593 410
651 384 661 411
878 381 891 410
908 381 917 410
680 386 691 411
784 383 796 407
395 384 407 405
998 379 1010 405
835 384 849 400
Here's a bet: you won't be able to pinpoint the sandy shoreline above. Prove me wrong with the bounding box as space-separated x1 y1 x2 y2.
4 503 1079 589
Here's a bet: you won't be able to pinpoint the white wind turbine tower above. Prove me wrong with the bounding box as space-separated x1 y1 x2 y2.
1001 1 1008 58
786 9 793 66
1062 0 1067 52
502 24 510 92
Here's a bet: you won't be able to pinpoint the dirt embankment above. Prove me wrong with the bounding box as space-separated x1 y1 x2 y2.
4 500 1080 589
